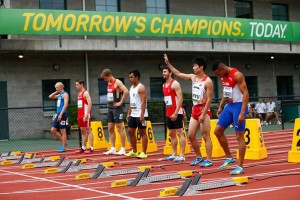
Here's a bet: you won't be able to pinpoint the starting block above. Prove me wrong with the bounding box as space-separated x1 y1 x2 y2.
22 156 67 169
111 168 193 187
1 153 36 165
75 165 151 180
0 153 35 161
0 151 22 157
45 161 114 174
160 175 248 197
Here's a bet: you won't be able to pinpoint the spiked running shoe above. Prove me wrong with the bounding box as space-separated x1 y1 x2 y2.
219 158 236 169
84 149 94 154
200 160 213 167
58 148 66 153
75 148 85 154
230 166 244 175
125 150 138 157
174 156 185 162
190 157 204 166
164 154 176 161
103 149 117 155
137 152 147 159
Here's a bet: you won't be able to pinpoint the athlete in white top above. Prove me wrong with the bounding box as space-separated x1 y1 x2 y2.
125 69 148 159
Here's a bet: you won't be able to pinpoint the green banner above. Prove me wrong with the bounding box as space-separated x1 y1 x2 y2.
0 9 299 42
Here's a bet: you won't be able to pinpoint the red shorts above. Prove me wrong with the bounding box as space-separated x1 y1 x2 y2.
191 104 212 120
77 118 91 128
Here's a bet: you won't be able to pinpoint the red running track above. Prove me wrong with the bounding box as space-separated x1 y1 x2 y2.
0 129 299 200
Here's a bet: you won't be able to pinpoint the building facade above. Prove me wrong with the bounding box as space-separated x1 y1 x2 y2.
0 0 299 139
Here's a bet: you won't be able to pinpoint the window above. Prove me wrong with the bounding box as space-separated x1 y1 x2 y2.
42 79 70 112
211 77 219 102
234 0 253 19
146 0 168 14
39 0 66 10
277 76 293 97
98 78 124 107
272 4 289 21
150 77 165 100
95 0 119 12
245 76 258 102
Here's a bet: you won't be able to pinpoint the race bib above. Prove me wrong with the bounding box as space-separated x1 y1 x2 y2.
57 99 61 107
107 93 114 102
223 86 233 99
192 84 204 104
130 102 137 109
164 96 172 107
77 100 83 108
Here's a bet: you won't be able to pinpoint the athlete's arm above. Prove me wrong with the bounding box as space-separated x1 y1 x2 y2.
138 84 147 122
84 91 92 119
114 79 129 107
234 72 249 123
164 53 193 81
171 81 183 120
200 78 213 122
49 91 59 99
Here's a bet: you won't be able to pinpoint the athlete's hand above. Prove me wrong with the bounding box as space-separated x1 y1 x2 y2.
83 115 88 121
170 113 178 121
238 113 245 124
164 53 170 65
199 113 205 123
113 102 122 108
217 107 223 118
57 115 62 122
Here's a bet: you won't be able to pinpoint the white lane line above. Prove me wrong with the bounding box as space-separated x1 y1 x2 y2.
0 169 138 200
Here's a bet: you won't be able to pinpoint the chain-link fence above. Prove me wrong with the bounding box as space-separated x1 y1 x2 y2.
0 97 298 152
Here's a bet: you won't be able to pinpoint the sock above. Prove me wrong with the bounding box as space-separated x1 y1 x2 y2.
90 147 94 151
111 147 115 151
82 146 86 150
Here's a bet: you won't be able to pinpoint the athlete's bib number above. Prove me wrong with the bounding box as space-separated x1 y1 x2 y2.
223 86 233 99
164 96 172 107
77 100 83 108
107 93 114 103
57 99 61 107
192 84 204 104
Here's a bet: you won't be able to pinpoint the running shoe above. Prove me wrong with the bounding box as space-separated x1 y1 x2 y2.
219 158 236 169
75 148 85 154
84 149 94 154
190 157 204 166
164 154 176 161
58 148 66 153
125 150 138 157
137 152 147 159
230 166 244 175
103 148 116 155
174 156 185 162
200 160 213 167
116 148 126 155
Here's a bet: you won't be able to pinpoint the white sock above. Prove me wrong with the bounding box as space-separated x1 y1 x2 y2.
111 147 115 151
90 147 94 150
121 147 125 151
82 146 86 150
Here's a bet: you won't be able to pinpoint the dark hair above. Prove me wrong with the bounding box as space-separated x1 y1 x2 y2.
76 79 85 86
129 69 140 80
192 56 207 71
162 66 171 73
211 60 224 71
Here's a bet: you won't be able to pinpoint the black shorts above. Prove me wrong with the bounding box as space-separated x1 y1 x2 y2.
52 113 68 129
166 114 183 130
128 116 148 130
107 107 123 123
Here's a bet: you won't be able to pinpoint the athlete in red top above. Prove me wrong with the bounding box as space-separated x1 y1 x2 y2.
164 53 214 167
212 61 249 175
101 69 129 155
162 67 186 162
75 80 94 154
